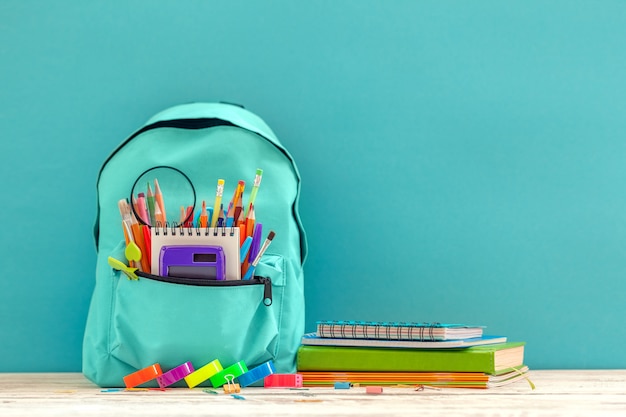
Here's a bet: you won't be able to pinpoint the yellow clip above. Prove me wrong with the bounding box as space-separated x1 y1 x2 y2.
108 256 139 280
223 375 240 394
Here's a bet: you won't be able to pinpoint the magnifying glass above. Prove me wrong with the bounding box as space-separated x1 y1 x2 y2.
130 166 196 227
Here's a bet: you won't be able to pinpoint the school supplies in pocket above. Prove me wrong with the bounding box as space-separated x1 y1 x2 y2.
83 102 307 387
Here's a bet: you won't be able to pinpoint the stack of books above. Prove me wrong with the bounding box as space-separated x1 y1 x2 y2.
296 320 530 389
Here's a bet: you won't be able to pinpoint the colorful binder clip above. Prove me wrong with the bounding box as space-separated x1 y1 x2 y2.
157 362 194 388
223 375 241 394
184 359 223 388
264 373 303 388
209 361 248 388
238 360 276 388
123 363 163 388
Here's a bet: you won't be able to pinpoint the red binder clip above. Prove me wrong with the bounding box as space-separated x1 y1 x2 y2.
264 374 303 388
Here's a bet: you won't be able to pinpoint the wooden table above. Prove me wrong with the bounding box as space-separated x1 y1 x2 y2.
0 370 624 416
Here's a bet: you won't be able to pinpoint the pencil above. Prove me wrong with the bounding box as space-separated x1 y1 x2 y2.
210 179 225 227
154 178 166 224
246 169 263 217
146 182 156 226
200 201 208 228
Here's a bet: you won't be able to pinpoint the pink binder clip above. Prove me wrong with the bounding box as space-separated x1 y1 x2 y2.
264 373 303 388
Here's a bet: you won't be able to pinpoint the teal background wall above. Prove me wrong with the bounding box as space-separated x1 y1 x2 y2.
1 1 625 371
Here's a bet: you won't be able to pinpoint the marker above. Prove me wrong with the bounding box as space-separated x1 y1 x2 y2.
239 236 253 265
154 178 166 223
246 169 263 217
248 223 263 266
210 179 225 227
242 230 275 280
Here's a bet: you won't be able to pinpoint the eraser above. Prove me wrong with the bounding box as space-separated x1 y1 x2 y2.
366 386 384 394
123 363 163 388
334 381 351 389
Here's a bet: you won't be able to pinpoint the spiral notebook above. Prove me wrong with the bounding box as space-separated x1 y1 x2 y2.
150 226 241 280
316 321 485 341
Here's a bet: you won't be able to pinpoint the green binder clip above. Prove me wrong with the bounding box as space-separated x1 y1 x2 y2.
108 256 139 280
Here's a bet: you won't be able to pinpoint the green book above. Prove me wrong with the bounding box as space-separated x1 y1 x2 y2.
296 342 525 375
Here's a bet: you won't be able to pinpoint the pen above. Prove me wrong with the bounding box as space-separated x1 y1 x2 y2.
210 179 225 227
242 230 275 280
240 236 253 263
245 169 263 217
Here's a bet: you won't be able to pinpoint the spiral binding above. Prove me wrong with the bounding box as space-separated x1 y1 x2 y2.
152 221 237 237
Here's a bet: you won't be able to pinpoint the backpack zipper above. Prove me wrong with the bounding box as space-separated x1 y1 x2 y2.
134 271 273 306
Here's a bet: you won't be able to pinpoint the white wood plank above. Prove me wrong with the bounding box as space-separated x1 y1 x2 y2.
0 371 624 417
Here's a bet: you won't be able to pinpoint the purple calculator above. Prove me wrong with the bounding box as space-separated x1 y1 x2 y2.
159 245 226 280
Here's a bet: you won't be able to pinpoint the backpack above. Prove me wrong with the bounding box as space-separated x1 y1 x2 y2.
83 102 307 387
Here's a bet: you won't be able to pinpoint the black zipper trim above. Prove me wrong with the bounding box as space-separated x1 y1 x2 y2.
134 271 273 306
100 118 238 175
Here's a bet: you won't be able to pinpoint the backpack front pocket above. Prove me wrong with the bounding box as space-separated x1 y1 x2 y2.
108 250 285 380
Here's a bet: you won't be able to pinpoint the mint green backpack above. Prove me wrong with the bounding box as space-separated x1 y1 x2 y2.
83 102 307 387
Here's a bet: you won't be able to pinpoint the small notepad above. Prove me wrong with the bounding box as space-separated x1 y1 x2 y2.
150 226 241 280
316 321 485 341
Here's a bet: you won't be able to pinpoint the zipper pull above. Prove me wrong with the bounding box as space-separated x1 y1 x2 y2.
260 277 272 306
